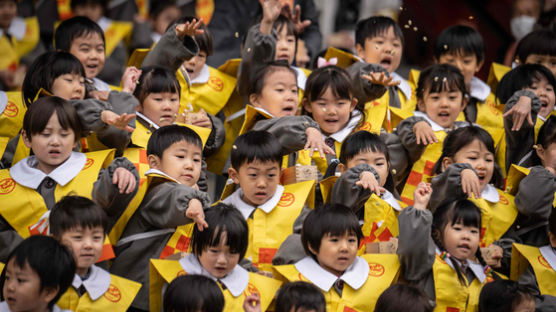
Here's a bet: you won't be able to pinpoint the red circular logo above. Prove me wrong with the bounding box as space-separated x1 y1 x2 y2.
3 102 18 118
83 158 95 170
360 121 372 132
368 262 385 277
208 77 224 91
243 282 260 297
499 194 509 205
538 255 552 269
103 284 122 302
277 192 295 207
177 269 187 277
0 178 16 195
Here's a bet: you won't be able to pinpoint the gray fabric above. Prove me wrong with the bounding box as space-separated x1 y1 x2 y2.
203 113 226 157
95 91 138 154
429 163 473 212
330 163 377 213
518 265 556 312
142 24 199 71
515 166 556 221
272 234 307 265
380 130 409 188
395 116 429 164
346 62 388 105
252 115 318 155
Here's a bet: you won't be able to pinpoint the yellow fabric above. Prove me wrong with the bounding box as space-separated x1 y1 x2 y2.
359 194 406 254
217 58 241 77
0 17 39 71
323 47 359 69
196 0 215 24
505 165 530 196
149 258 282 312
127 48 149 68
159 223 195 259
0 137 9 161
0 150 114 238
469 189 517 247
296 143 341 176
103 21 133 57
511 243 556 296
363 96 414 134
487 63 511 93
131 120 210 149
121 148 149 186
319 175 338 203
56 0 73 20
57 274 141 312
11 133 30 165
274 254 400 312
0 92 25 139
239 105 273 135
135 0 149 20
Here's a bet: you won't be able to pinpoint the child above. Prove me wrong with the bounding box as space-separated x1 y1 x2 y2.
373 284 433 312
396 63 469 205
162 275 225 312
513 29 556 78
274 281 325 312
478 280 535 312
398 184 498 312
0 235 75 312
50 196 141 311
273 204 400 312
109 124 211 311
149 203 282 312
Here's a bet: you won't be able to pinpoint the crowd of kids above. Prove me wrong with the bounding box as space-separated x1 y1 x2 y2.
1 0 556 311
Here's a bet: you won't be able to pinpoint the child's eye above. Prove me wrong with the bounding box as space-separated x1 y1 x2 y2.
193 157 201 163
267 173 276 178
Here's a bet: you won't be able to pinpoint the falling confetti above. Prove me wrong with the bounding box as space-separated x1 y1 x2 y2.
423 36 428 42
469 16 474 20
408 20 412 25
413 27 418 31
247 48 251 52
234 32 239 38
434 76 439 82
404 24 410 29
375 45 380 50
390 50 396 55
399 6 403 11
444 44 448 50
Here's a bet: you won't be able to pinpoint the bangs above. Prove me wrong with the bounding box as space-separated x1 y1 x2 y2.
340 131 389 164
417 64 466 100
51 53 85 79
355 16 404 47
135 66 180 103
497 64 556 104
515 30 556 62
305 66 352 102
274 15 296 36
435 199 481 230
208 225 245 256
24 97 82 139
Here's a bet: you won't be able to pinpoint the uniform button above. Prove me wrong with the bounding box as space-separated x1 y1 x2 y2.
44 178 55 188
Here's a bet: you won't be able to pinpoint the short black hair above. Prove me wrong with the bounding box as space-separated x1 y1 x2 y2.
170 17 213 56
355 16 404 49
374 283 433 312
230 130 283 170
192 203 248 260
340 131 390 165
275 281 325 312
163 275 224 312
54 16 105 51
22 51 86 107
434 25 485 63
149 0 178 18
50 195 108 237
514 29 556 64
248 60 297 98
134 66 181 105
0 236 75 309
549 205 556 236
70 0 107 11
416 63 467 101
301 204 363 260
533 116 556 166
23 96 82 142
146 124 203 158
496 63 556 104
478 280 534 312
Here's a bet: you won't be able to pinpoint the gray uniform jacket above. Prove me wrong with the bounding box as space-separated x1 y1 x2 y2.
518 262 556 312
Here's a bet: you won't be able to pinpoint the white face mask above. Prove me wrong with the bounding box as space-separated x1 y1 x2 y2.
510 15 536 40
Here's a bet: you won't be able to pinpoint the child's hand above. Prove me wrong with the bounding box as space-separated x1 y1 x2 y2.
356 171 385 195
185 198 208 231
112 167 137 194
280 2 311 34
413 121 437 145
121 66 142 94
243 293 261 312
174 18 204 40
191 109 212 129
461 168 481 199
89 90 110 101
305 127 335 158
362 72 400 87
413 182 432 210
260 0 282 28
481 244 503 268
101 111 136 132
503 95 533 131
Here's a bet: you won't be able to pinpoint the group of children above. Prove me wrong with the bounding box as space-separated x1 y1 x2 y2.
0 0 556 311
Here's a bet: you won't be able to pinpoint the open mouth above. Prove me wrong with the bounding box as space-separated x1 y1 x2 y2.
380 56 392 68
457 243 471 252
438 112 450 119
281 105 296 114
254 191 267 198
48 149 61 156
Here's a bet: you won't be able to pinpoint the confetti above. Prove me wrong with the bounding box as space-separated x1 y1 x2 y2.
434 76 439 82
399 6 403 11
413 26 418 31
404 24 410 29
375 45 380 50
390 50 396 55
234 32 239 38
442 77 447 82
322 108 327 112
469 16 474 20
423 36 428 42
443 44 448 50
247 48 251 52
408 20 412 25
232 145 237 150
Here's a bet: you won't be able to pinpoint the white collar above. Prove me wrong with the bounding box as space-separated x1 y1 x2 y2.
151 32 162 44
0 91 7 115
253 106 274 118
191 64 210 84
294 256 369 292
381 189 402 211
179 253 249 297
0 301 69 312
92 78 111 92
144 168 180 183
481 184 500 203
435 246 486 283
413 111 446 131
539 245 556 271
97 17 111 32
136 111 160 129
72 265 111 300
0 17 27 41
390 72 412 100
10 152 86 189
469 77 491 102
538 115 546 122
327 111 361 143
222 185 285 219
292 66 307 90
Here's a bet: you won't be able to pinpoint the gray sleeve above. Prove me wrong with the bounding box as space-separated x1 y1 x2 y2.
430 163 473 212
517 265 556 311
252 116 319 154
292 206 311 234
95 91 139 153
272 234 307 265
69 98 112 136
203 113 226 157
395 116 428 164
515 166 556 221
142 24 199 71
380 131 409 187
129 21 155 51
196 160 209 193
330 163 377 213
0 215 22 263
346 62 388 104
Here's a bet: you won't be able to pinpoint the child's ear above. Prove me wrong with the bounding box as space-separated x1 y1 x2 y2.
441 156 453 172
460 95 468 112
21 130 32 148
307 244 318 257
228 167 240 184
350 97 358 111
148 154 161 169
536 145 546 163
355 43 365 59
249 94 261 108
475 59 484 73
40 286 59 306
417 99 426 112
338 162 346 174
302 98 312 113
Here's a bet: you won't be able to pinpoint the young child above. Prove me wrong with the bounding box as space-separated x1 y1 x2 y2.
0 235 75 312
274 281 326 312
50 196 141 311
478 280 535 312
162 275 225 312
373 284 433 312
109 124 211 311
222 130 315 272
396 63 469 205
273 204 400 312
513 29 556 78
149 203 282 312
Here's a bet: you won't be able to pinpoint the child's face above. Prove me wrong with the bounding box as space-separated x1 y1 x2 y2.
524 54 556 78
228 160 281 207
275 25 296 65
183 51 207 81
356 26 402 73
525 75 555 118
139 92 180 126
418 88 465 129
22 112 77 175
442 220 480 261
69 33 105 79
3 259 56 312
250 68 299 118
448 139 494 192
309 232 358 276
59 226 104 277
437 52 483 90
151 5 181 35
345 149 389 187
303 87 357 135
512 298 535 312
72 3 103 22
51 73 86 101
197 232 240 279
0 0 17 30
149 140 202 187
535 142 556 170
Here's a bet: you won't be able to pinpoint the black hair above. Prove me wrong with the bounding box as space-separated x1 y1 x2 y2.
549 206 556 236
54 16 105 51
22 51 86 107
248 60 297 97
146 124 202 158
478 280 534 312
531 116 556 166
274 14 296 37
134 66 181 105
168 16 213 56
301 204 363 261
496 63 556 105
355 16 404 49
514 29 556 64
416 63 467 102
432 126 504 189
50 195 108 237
70 0 107 11
230 130 283 170
23 96 82 142
163 275 225 312
432 198 486 285
149 0 178 18
275 281 326 312
192 203 248 260
374 283 433 312
434 25 485 64
0 236 75 309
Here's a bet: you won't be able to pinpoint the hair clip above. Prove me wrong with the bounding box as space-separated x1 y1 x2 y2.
232 145 238 150
440 251 450 260
483 265 493 275
316 57 338 68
